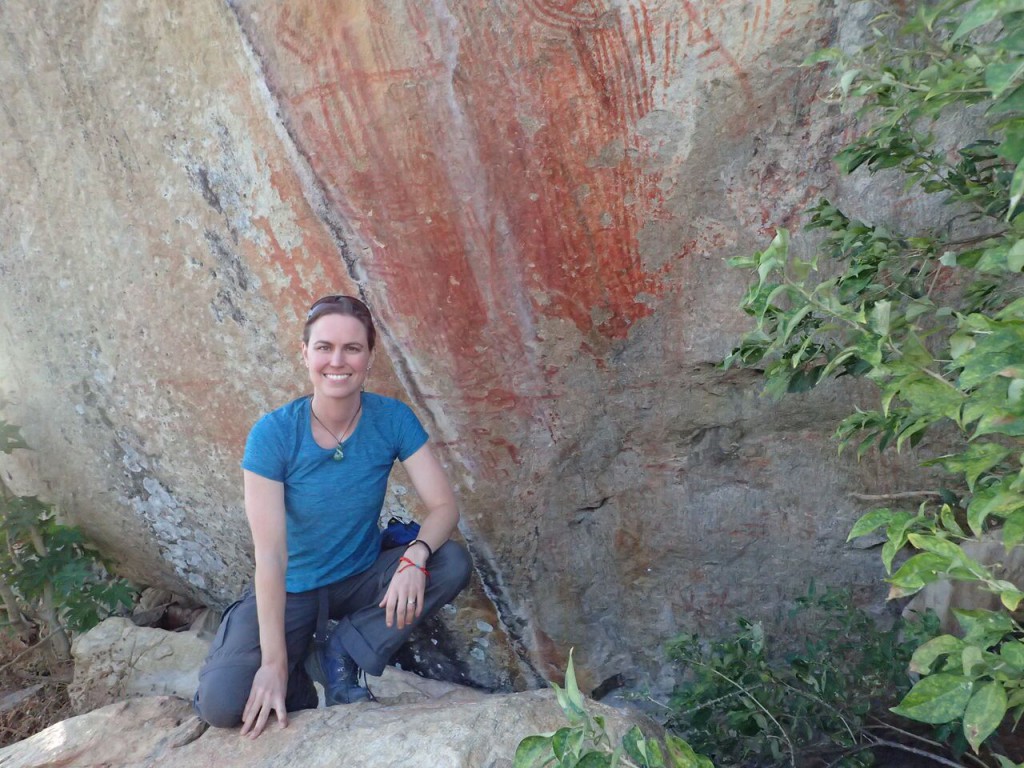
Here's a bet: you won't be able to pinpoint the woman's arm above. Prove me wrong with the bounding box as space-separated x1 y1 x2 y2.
379 444 460 629
239 470 289 739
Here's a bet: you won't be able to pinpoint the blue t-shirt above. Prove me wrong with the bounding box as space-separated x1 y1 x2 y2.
241 393 429 592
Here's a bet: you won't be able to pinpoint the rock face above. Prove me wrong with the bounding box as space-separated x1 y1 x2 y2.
0 686 637 768
0 0 925 696
69 617 210 713
23 618 632 768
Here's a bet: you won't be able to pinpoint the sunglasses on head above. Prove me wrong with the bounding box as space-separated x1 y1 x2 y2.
306 294 369 320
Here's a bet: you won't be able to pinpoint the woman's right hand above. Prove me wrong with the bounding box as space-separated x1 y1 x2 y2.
240 661 289 739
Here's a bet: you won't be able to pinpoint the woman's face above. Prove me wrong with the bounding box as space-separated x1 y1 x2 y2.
302 313 373 401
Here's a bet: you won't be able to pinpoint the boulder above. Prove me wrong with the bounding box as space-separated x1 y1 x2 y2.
0 685 639 768
0 0 932 696
69 617 210 714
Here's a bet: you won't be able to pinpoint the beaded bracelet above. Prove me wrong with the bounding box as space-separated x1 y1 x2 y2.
397 556 430 579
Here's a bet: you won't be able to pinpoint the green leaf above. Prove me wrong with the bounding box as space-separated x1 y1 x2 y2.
848 507 899 540
987 61 1024 98
907 533 966 562
1001 641 1024 670
839 68 861 96
955 0 1024 40
870 300 891 335
664 734 714 768
928 443 1011 492
940 504 965 536
910 635 967 674
575 753 612 768
802 48 843 66
622 727 647 764
889 552 948 594
1009 240 1024 272
891 674 973 724
780 304 814 345
515 735 555 768
1010 157 1024 219
964 682 1008 753
954 609 1015 648
552 727 584 761
962 644 985 677
552 682 571 716
1004 510 1024 548
756 230 790 287
1000 588 1024 611
564 650 586 714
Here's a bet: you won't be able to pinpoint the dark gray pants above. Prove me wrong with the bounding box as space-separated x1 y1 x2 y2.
194 541 472 728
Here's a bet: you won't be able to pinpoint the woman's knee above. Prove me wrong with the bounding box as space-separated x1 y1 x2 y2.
434 540 472 593
193 669 247 728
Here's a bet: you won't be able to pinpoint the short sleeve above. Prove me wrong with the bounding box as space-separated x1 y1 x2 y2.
394 402 429 462
241 413 288 481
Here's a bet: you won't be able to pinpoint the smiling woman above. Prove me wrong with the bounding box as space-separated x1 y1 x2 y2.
192 294 472 739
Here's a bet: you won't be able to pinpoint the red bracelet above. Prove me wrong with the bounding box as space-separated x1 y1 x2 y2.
397 556 430 579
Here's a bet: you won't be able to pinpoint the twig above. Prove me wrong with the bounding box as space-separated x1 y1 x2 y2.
671 684 765 716
850 491 944 501
775 680 857 744
0 630 57 675
866 718 989 768
701 665 797 768
824 737 973 768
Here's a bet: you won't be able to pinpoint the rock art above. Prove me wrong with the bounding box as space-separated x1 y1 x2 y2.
0 0 932 698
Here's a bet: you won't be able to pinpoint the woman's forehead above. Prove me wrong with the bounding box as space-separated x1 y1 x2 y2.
307 313 369 344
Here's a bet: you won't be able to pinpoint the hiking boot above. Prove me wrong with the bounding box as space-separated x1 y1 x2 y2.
305 625 370 705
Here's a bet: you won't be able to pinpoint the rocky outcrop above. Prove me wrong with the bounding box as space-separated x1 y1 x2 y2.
0 617 639 767
0 684 636 768
0 0 927 698
69 617 209 713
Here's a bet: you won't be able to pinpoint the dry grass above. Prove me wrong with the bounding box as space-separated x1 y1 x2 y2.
0 632 74 748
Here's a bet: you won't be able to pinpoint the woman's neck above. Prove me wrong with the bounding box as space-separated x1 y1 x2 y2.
310 393 361 431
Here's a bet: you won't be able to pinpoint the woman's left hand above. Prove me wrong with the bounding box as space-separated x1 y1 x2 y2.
379 558 426 629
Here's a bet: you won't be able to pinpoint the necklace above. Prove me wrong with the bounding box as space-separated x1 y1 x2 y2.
310 396 362 461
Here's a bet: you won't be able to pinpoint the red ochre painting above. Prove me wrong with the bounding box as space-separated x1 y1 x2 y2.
230 0 812 482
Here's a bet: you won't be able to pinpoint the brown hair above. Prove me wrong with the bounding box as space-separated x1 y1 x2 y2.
303 295 376 351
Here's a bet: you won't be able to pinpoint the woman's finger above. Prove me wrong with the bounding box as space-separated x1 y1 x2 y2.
249 702 271 739
240 697 258 737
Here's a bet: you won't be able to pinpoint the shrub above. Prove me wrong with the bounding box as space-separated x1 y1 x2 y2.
724 0 1024 759
0 419 134 658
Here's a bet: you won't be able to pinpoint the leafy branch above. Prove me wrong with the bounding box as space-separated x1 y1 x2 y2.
725 0 1024 760
0 419 134 660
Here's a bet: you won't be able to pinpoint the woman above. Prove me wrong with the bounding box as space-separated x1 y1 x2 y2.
194 295 472 739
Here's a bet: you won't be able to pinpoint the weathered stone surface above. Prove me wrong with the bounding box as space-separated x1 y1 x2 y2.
69 617 210 713
0 686 638 768
0 0 928 698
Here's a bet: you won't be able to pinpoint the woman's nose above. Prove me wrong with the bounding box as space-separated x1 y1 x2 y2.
331 349 346 367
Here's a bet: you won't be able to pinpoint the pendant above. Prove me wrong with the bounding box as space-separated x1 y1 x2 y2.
333 446 344 461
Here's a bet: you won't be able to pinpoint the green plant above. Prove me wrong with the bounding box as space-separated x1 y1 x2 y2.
666 587 945 767
0 419 134 658
724 0 1024 760
514 651 714 768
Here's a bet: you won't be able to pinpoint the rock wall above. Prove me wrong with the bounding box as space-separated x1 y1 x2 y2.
0 0 921 696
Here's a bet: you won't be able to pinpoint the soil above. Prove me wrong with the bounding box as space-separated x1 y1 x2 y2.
0 633 73 748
